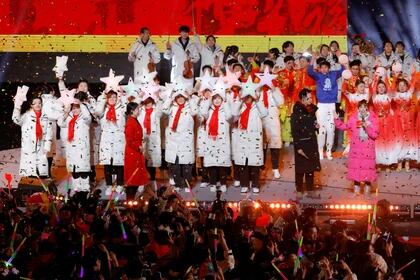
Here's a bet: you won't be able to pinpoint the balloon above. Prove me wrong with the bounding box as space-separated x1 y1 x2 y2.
392 62 402 73
375 67 386 78
342 69 352 80
338 54 349 65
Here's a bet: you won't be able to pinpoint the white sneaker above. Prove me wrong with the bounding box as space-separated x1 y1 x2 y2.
234 180 241 187
319 150 324 160
116 185 125 194
252 187 260 194
354 185 361 195
219 185 227 192
343 145 350 157
284 142 290 147
200 182 209 188
79 177 90 192
72 177 81 193
169 178 175 185
272 169 281 179
326 152 333 160
184 187 191 193
105 185 113 196
241 187 249 193
210 185 217 192
174 187 181 192
137 185 144 193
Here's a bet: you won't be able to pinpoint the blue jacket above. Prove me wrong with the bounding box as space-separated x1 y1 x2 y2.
307 66 343 103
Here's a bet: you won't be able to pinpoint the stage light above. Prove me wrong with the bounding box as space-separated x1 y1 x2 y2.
233 203 238 207
356 205 362 210
286 204 291 208
367 205 372 210
351 205 356 210
335 204 340 209
346 205 351 209
254 202 261 209
186 202 191 207
145 201 149 206
340 205 345 209
228 202 233 207
362 205 367 210
133 201 138 206
128 201 133 206
395 206 399 210
270 203 275 209
390 206 394 210
275 203 280 209
191 202 196 207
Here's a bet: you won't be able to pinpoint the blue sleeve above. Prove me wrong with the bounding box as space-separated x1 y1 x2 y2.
332 65 344 79
307 66 319 81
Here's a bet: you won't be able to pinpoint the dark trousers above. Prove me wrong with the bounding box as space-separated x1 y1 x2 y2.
270 148 280 169
169 157 192 188
295 172 314 192
72 165 90 180
47 157 53 178
104 159 124 186
207 166 229 185
354 181 371 186
233 164 241 181
238 159 260 188
89 165 96 182
125 186 137 200
147 165 156 181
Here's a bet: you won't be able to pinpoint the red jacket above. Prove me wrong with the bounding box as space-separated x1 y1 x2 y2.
124 116 149 186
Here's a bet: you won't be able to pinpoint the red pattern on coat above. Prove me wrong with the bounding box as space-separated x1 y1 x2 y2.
124 116 149 186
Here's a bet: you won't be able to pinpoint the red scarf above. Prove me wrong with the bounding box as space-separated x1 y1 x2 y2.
106 104 117 122
231 86 240 100
171 103 184 132
208 105 220 139
144 107 153 135
34 110 43 141
67 114 78 142
239 103 252 130
262 85 270 108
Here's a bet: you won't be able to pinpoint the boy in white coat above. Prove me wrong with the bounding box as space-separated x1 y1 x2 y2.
128 27 161 80
58 99 92 195
193 29 224 76
162 80 199 192
164 25 199 90
199 78 232 192
232 77 268 194
256 61 285 179
12 93 53 178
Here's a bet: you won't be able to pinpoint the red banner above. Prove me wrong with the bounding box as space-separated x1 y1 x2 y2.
0 0 347 35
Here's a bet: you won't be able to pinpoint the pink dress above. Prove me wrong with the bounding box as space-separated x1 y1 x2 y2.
335 112 379 183
393 91 417 161
371 94 402 165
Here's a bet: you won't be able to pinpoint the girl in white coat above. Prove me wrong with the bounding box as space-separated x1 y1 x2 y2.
199 78 232 193
164 25 200 90
162 81 199 192
95 90 126 194
232 77 268 194
12 94 53 178
58 100 91 194
257 61 285 179
194 32 224 76
138 92 163 185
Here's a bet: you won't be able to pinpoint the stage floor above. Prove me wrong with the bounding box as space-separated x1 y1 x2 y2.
1 147 419 211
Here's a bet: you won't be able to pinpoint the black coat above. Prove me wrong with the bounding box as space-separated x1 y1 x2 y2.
291 102 321 174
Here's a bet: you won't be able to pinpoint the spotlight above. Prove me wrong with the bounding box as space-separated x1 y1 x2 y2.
275 203 280 209
362 205 367 210
191 202 196 207
233 203 238 207
270 203 275 209
186 202 191 207
254 202 260 209
133 201 138 206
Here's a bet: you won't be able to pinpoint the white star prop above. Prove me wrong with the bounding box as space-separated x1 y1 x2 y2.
256 67 277 89
52 55 68 78
57 88 76 107
172 78 189 99
100 69 124 93
159 83 174 100
223 69 241 88
211 77 227 100
134 69 157 85
140 82 161 102
14 85 29 107
195 71 217 92
241 76 259 99
122 77 141 99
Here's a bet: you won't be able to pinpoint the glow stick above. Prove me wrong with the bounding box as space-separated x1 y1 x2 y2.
116 207 127 240
5 237 27 267
9 222 19 251
271 262 288 280
185 179 199 206
395 259 416 274
80 235 85 278
367 213 371 240
35 174 49 193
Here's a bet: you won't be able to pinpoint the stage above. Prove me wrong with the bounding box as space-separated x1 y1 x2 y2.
1 145 419 216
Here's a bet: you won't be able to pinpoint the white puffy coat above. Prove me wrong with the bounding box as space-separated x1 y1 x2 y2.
162 96 199 164
163 37 199 89
199 100 232 167
376 52 399 77
231 100 268 166
58 105 92 172
194 35 224 76
259 87 285 148
138 103 163 167
12 107 53 177
128 38 161 80
396 51 414 78
41 94 63 159
95 94 126 166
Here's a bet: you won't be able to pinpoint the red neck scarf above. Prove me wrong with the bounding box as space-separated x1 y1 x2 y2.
231 86 240 100
171 103 184 132
262 85 270 108
34 110 43 141
67 114 79 142
106 104 117 122
144 107 153 135
239 103 252 130
208 105 220 139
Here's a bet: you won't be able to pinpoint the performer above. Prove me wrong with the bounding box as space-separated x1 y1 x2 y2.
275 41 300 70
199 79 232 192
193 29 224 76
12 92 53 178
376 40 399 78
128 27 161 79
334 100 379 196
395 41 414 78
232 77 268 194
162 81 199 192
308 59 344 160
164 25 199 90
291 89 321 198
124 102 149 200
95 90 126 195
57 98 91 195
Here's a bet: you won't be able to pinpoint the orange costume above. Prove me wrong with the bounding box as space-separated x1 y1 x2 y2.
293 67 316 103
277 68 298 143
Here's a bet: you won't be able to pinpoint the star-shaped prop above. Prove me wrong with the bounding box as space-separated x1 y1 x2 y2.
196 71 217 92
14 85 29 107
140 82 161 102
122 77 141 99
256 67 277 89
100 69 124 93
172 78 189 99
241 76 259 99
159 83 174 100
211 77 227 100
134 69 157 85
223 69 241 88
57 88 76 107
52 56 68 78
